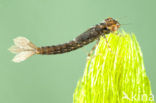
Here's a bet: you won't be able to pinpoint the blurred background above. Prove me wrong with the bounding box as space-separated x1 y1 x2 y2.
0 0 155 102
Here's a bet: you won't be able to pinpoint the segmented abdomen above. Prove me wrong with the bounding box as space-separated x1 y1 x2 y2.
37 26 104 55
37 39 94 54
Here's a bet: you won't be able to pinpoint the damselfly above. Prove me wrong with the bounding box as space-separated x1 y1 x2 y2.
9 17 120 63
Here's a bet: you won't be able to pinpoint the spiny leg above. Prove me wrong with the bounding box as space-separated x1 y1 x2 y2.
102 34 113 53
87 34 122 60
102 34 125 62
87 39 100 60
87 35 113 61
87 35 115 61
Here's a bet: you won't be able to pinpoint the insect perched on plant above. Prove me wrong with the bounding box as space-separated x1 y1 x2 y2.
9 17 120 63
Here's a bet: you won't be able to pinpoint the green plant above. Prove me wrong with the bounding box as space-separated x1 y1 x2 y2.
73 31 154 103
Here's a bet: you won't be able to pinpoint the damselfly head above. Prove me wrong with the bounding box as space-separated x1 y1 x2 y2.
105 17 120 32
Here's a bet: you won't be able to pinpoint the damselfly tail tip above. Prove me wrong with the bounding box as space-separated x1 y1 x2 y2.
9 37 37 63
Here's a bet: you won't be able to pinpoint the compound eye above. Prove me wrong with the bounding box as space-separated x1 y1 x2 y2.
105 18 112 22
116 23 120 28
108 17 113 21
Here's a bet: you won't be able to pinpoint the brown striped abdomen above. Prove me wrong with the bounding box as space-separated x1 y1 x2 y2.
37 39 95 55
36 26 103 55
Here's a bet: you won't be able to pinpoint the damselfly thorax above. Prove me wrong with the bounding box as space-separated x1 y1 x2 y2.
9 17 120 63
